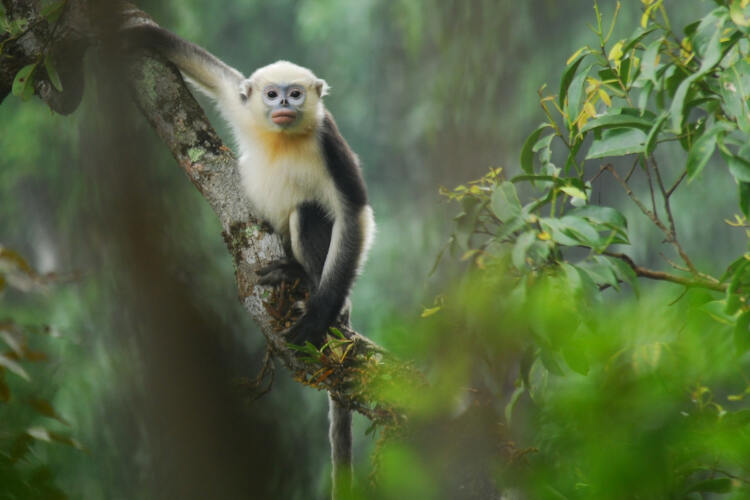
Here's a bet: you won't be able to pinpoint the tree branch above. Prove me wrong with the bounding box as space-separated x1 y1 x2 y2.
603 251 726 292
120 11 415 426
648 155 700 276
1 0 90 113
0 1 416 428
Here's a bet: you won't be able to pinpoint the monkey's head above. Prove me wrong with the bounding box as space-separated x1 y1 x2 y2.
241 60 329 134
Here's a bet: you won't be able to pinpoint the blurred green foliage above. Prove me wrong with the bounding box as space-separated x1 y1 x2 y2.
5 0 750 499
387 0 750 498
0 247 82 499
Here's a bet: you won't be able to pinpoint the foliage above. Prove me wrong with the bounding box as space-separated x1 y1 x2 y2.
1 0 68 101
8 0 750 498
0 246 80 500
426 0 750 497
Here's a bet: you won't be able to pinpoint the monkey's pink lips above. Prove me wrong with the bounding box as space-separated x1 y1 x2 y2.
271 109 297 125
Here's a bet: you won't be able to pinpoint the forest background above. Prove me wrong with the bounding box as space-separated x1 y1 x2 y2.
3 1 750 499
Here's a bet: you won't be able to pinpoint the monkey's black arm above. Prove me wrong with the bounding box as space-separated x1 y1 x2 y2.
287 113 369 346
123 24 245 102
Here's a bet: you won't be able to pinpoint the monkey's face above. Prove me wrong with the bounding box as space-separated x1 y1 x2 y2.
261 84 308 129
243 61 328 135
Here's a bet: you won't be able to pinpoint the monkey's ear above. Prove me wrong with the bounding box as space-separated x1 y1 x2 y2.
315 78 330 97
239 80 252 103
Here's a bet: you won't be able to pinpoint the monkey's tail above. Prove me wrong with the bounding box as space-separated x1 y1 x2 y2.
329 394 352 500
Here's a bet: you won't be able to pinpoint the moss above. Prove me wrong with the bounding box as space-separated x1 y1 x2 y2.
138 58 160 104
187 147 204 163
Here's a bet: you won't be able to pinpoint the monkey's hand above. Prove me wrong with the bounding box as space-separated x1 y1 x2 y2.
256 258 308 287
285 311 329 348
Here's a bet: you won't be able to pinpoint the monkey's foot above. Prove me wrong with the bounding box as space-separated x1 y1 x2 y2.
256 259 308 286
285 319 326 348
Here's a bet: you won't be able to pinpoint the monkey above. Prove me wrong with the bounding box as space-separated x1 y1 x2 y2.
122 24 375 346
122 21 374 498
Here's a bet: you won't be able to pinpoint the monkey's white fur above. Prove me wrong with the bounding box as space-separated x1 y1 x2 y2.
193 60 374 273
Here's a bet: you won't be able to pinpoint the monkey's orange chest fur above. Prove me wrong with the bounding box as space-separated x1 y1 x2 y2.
238 130 337 234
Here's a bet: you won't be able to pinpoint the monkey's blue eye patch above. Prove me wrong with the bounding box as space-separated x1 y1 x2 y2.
286 86 306 106
262 85 283 105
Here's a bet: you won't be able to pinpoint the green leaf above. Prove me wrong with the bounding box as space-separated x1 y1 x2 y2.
533 133 555 165
540 349 565 376
562 344 589 376
44 55 63 92
504 386 525 426
730 0 750 27
638 80 653 113
701 299 737 325
545 216 603 247
580 113 654 133
670 73 701 132
687 478 733 494
698 20 726 72
606 256 639 293
644 112 668 154
639 38 663 84
586 127 647 159
454 198 485 250
578 257 619 289
541 219 580 246
567 65 592 124
721 255 750 283
491 181 522 222
728 152 750 183
41 0 66 24
520 124 550 174
569 205 627 230
28 398 70 425
622 27 657 54
11 63 37 101
561 216 603 246
0 247 34 274
671 23 728 131
692 8 728 56
619 56 633 87
26 427 84 450
0 353 30 381
328 327 345 339
559 53 587 107
420 306 441 318
512 231 537 269
719 60 750 134
726 260 750 315
686 122 729 182
560 186 586 200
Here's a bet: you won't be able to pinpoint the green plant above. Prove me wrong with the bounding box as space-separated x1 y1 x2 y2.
0 247 80 500
435 0 750 496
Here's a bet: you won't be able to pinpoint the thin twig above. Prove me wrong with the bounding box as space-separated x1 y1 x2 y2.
643 156 659 219
624 157 639 183
668 286 689 306
660 253 689 272
603 252 726 292
649 155 698 275
589 164 609 184
709 469 750 486
666 171 686 198
252 346 276 400
606 164 670 234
